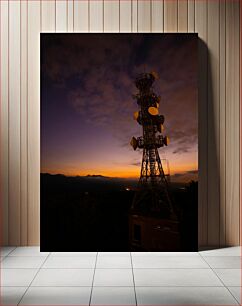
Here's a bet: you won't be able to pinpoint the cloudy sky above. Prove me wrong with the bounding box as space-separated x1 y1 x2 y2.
41 33 198 183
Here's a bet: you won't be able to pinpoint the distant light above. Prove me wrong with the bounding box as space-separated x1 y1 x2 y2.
125 187 130 191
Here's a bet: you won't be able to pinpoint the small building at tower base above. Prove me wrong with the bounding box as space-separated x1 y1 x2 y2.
129 214 181 251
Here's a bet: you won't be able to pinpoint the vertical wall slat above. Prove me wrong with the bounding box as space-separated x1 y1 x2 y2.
132 0 138 32
41 1 56 32
164 0 178 32
195 0 208 247
207 0 220 246
219 0 226 247
151 0 164 33
9 0 21 246
56 0 67 32
90 0 103 32
120 0 131 32
41 2 56 34
178 0 188 32
0 0 9 245
20 0 28 246
239 1 242 246
188 0 195 32
67 0 74 32
27 0 41 245
104 0 119 32
138 0 151 32
225 0 240 246
74 0 89 32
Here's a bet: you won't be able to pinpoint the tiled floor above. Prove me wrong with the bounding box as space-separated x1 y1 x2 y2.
0 246 241 305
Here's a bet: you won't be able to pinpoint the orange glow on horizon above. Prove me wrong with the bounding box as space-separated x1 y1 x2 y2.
41 161 198 179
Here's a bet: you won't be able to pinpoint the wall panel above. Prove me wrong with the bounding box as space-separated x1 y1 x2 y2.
56 0 67 32
138 0 151 32
225 0 240 246
67 0 74 32
9 0 21 246
0 0 240 248
219 0 226 247
20 0 28 246
132 0 138 32
164 0 178 32
74 0 88 32
120 0 131 32
41 1 55 32
0 0 9 246
188 0 195 32
27 1 41 245
207 0 220 246
195 0 208 247
151 0 164 32
90 0 103 32
178 0 188 32
104 0 119 32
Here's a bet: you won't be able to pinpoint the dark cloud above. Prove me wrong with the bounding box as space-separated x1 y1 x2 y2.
173 147 189 154
171 169 198 182
131 161 141 167
186 170 198 175
172 173 184 178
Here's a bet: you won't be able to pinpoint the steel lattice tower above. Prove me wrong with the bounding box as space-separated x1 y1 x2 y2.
130 72 175 219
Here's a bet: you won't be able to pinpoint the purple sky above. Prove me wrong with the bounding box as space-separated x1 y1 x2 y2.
41 33 198 182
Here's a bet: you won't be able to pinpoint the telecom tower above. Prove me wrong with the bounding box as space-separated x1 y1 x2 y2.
129 72 180 251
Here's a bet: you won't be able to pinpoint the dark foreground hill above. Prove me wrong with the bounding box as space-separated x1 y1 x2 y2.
40 173 197 252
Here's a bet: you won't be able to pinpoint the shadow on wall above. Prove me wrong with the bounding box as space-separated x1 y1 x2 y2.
198 38 221 249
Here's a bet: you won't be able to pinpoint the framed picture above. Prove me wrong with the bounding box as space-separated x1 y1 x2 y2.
41 33 198 251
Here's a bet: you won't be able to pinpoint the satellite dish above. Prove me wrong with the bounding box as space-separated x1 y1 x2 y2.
130 137 138 150
148 106 159 116
133 111 139 120
157 123 164 133
150 71 159 79
163 136 170 146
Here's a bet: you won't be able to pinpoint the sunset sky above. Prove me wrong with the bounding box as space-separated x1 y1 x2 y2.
41 34 198 183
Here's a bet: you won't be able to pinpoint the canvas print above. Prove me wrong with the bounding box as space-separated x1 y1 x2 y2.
41 33 198 251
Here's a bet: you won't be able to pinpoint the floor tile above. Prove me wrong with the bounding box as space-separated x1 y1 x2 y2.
203 256 241 268
9 247 49 257
0 247 16 257
1 269 38 286
50 252 97 257
132 256 209 268
132 252 199 257
96 256 132 268
134 268 223 286
31 268 94 286
94 269 134 286
136 287 238 305
91 287 136 305
19 286 91 305
98 252 131 257
42 256 96 268
0 287 27 305
1 256 46 269
199 247 241 257
214 269 241 286
228 287 241 304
